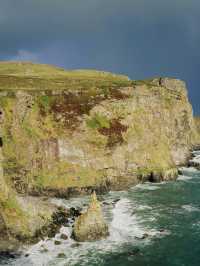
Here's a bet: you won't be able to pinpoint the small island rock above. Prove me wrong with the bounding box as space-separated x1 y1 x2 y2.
72 191 109 241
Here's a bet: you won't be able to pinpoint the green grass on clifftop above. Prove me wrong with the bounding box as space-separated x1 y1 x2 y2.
0 61 131 91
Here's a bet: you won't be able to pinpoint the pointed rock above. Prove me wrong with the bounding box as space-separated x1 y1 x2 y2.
72 191 109 241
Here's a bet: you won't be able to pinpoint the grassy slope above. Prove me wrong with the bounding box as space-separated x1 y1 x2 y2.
0 61 131 91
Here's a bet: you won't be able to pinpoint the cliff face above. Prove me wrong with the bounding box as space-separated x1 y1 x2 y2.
194 117 200 137
0 62 198 243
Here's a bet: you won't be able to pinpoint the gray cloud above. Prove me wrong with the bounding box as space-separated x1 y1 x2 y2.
0 0 200 113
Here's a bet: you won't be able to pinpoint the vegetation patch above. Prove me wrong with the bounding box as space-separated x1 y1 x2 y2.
98 119 128 147
37 95 52 113
0 62 131 91
0 195 29 238
86 114 110 129
86 114 128 147
33 162 105 190
49 91 122 130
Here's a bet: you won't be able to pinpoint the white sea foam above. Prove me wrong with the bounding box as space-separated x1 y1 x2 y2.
109 198 145 241
135 183 160 190
177 175 193 181
179 167 199 173
137 205 153 211
182 205 199 212
25 227 75 266
192 221 200 228
189 153 200 165
19 197 159 266
192 150 200 156
51 196 89 209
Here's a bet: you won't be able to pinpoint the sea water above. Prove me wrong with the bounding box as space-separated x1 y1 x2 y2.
1 157 200 266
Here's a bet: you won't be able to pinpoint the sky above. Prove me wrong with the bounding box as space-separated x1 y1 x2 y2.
0 0 199 114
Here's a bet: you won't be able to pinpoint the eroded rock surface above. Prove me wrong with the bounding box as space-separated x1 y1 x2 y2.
72 192 109 241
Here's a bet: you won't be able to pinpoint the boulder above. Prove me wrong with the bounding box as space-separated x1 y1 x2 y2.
72 191 109 241
60 233 68 240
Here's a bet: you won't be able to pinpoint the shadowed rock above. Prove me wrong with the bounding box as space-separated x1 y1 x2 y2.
72 191 109 241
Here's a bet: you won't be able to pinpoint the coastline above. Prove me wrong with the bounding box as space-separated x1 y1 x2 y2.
1 149 200 266
1 146 199 255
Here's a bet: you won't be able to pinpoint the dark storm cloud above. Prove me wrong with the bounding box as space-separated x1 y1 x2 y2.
0 0 200 114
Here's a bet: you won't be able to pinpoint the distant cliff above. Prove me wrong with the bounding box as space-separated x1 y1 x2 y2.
0 62 199 246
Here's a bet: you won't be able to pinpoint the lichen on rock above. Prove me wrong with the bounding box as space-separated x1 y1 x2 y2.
194 117 200 141
72 191 109 241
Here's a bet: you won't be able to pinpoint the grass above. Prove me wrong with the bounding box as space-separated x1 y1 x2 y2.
0 61 131 91
132 79 155 87
1 196 21 213
0 193 30 236
86 114 110 129
38 95 52 111
0 62 129 79
34 162 105 189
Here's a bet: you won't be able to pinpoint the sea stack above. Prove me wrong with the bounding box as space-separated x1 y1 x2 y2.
72 191 109 241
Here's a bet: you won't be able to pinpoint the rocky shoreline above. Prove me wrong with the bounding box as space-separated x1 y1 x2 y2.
1 149 198 254
1 150 198 257
21 166 181 200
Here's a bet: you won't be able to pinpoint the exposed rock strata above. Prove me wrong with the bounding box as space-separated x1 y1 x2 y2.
194 117 200 138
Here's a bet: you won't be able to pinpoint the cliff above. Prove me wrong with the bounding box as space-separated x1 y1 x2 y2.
194 117 200 136
0 62 199 246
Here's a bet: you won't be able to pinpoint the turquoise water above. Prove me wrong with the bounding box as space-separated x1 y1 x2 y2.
1 163 200 265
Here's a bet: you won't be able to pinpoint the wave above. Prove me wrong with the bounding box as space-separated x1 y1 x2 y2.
135 183 160 190
109 198 146 241
192 151 200 156
182 205 200 212
177 175 193 181
179 167 199 173
137 205 153 211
